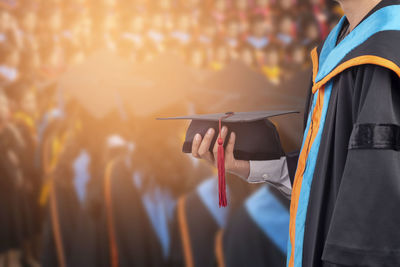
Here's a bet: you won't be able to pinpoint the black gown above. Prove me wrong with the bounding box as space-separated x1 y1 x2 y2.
287 1 400 266
0 125 24 252
42 145 96 267
101 157 153 267
217 186 290 267
13 113 42 238
169 178 230 267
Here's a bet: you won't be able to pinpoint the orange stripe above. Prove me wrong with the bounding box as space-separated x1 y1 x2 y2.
312 55 400 93
311 47 319 83
288 86 326 267
177 197 194 267
104 161 119 267
215 230 225 267
50 180 66 267
287 46 320 267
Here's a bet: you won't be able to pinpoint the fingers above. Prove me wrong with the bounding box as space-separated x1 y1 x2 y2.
213 126 228 159
225 131 236 157
191 133 202 158
197 128 216 162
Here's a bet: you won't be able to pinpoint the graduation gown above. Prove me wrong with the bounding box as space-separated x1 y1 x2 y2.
138 184 176 267
42 147 96 267
102 158 150 267
0 126 24 252
216 186 290 267
287 1 400 266
13 112 42 238
169 178 230 267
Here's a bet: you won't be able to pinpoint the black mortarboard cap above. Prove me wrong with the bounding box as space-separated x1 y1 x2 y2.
58 50 134 119
159 110 298 207
158 110 298 161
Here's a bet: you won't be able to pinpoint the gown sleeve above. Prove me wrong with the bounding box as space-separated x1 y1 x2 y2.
322 65 400 266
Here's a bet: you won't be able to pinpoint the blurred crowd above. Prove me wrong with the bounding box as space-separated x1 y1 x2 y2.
0 0 342 266
1 0 342 87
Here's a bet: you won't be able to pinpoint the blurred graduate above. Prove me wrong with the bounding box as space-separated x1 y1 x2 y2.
216 185 290 267
169 172 253 267
41 110 97 267
0 89 25 265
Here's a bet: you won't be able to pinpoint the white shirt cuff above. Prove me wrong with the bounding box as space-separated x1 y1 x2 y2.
247 157 292 197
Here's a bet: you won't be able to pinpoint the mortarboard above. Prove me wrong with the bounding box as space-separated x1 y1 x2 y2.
158 110 298 207
58 50 134 119
120 53 197 117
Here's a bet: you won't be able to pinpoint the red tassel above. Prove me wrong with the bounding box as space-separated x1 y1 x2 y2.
217 112 234 207
217 112 235 207
217 137 227 207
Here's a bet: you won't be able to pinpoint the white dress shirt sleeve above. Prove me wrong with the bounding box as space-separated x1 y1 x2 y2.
247 156 292 198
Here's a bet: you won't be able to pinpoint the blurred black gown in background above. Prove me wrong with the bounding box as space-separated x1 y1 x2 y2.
0 125 25 253
217 185 290 267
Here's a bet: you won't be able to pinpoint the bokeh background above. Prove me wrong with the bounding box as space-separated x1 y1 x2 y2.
0 0 343 266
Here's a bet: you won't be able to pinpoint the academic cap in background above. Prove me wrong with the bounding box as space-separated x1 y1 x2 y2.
58 50 133 119
158 110 298 207
120 53 197 117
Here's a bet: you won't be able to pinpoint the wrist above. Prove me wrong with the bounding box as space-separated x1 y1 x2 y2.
228 160 250 180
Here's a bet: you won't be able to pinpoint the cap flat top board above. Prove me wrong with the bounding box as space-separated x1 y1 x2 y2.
157 110 299 122
158 110 299 161
58 50 134 119
121 53 197 117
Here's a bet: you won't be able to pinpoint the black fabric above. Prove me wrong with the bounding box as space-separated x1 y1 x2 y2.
182 119 285 161
0 126 24 252
169 211 185 267
109 159 153 267
14 120 42 239
336 22 349 45
286 151 299 186
349 123 400 150
322 65 400 266
302 64 400 267
186 193 220 267
42 166 96 267
96 158 167 267
299 2 400 265
169 191 220 267
222 204 287 267
338 30 400 70
303 80 314 131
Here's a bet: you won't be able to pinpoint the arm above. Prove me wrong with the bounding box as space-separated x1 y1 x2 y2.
322 65 400 266
247 157 292 198
191 126 299 198
245 150 298 198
